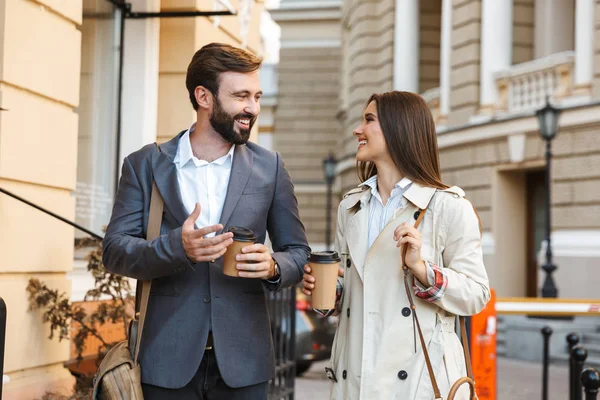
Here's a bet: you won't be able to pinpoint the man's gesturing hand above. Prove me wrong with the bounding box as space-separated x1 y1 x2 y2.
182 203 233 263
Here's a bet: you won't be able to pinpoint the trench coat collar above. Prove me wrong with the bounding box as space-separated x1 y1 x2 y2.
403 183 438 210
344 182 438 211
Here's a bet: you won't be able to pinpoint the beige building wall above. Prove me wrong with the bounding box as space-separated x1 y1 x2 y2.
158 0 264 142
271 1 342 248
420 1 441 93
448 0 481 126
512 0 534 64
438 106 600 298
0 0 81 397
338 0 395 194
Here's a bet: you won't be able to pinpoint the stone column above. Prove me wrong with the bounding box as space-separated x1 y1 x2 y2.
393 0 420 92
574 0 595 94
479 0 513 112
439 0 452 123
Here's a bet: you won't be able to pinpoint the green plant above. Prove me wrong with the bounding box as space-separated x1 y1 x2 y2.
27 237 134 359
26 236 134 397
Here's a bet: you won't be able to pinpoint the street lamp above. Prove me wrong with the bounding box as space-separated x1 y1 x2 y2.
323 152 337 251
535 98 561 298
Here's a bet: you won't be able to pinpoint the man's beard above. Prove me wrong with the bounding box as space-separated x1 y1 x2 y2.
209 96 256 145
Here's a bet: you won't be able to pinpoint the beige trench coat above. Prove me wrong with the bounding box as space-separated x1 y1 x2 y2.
328 183 490 400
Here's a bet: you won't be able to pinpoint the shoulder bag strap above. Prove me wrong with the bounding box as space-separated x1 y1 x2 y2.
401 209 475 399
401 209 443 399
133 144 164 364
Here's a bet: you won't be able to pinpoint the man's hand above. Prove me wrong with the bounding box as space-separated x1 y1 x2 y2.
182 203 233 263
235 244 277 280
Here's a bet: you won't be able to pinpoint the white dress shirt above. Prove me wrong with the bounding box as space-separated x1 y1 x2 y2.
174 123 235 237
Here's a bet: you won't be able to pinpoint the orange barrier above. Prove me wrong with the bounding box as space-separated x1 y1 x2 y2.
470 289 497 400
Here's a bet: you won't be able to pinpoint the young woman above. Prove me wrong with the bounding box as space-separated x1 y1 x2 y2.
302 91 490 400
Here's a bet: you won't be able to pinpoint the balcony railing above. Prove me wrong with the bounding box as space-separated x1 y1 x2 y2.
495 51 575 114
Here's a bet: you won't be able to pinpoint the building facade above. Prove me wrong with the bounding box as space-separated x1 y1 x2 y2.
270 0 342 250
0 0 264 398
272 0 600 299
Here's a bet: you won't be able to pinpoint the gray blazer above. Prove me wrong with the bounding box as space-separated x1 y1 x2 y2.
102 132 310 389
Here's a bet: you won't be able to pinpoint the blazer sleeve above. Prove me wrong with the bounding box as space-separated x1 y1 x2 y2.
102 156 194 281
435 197 491 316
265 153 311 290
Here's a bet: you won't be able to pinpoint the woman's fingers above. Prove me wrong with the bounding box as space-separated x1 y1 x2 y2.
394 225 421 241
396 236 421 248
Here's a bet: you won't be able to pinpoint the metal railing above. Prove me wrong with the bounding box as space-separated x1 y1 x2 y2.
267 288 296 400
540 328 600 400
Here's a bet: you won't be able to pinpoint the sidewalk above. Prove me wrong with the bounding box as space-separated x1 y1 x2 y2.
296 357 569 399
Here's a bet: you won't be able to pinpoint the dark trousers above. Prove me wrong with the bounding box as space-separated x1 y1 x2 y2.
142 349 269 400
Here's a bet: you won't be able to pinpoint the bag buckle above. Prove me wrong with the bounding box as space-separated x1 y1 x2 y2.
325 367 338 382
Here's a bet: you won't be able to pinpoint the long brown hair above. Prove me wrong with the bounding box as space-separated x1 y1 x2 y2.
356 91 483 232
357 91 448 190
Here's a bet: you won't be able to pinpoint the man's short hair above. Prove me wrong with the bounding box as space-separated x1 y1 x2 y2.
185 43 263 110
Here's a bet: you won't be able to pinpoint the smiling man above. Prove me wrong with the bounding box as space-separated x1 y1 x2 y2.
102 43 310 399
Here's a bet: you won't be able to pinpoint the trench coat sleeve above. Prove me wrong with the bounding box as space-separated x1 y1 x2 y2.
436 197 491 316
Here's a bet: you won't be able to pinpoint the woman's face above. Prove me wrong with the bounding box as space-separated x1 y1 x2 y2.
353 101 389 163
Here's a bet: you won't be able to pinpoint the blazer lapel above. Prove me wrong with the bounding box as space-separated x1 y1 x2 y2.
218 145 253 229
151 133 189 226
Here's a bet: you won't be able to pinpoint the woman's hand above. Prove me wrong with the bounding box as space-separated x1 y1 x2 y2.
301 264 344 296
394 222 428 285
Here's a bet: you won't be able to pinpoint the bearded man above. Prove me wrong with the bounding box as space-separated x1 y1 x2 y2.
102 42 309 400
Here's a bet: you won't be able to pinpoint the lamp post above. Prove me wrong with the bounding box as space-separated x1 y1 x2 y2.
323 153 337 251
535 98 561 298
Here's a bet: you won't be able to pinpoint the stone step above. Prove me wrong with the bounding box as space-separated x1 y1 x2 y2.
497 344 507 356
583 332 600 345
552 353 600 367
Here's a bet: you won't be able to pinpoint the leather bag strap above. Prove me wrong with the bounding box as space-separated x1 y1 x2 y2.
133 145 164 364
401 208 476 399
460 316 475 381
401 209 443 399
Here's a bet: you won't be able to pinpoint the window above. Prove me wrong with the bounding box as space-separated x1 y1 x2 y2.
75 0 123 236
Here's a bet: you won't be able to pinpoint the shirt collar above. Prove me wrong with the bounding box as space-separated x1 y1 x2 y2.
359 175 413 199
175 122 235 168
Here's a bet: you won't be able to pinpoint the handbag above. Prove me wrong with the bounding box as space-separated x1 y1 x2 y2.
402 208 478 400
92 154 164 399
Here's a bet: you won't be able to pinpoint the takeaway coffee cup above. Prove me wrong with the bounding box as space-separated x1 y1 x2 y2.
308 251 341 309
223 227 256 277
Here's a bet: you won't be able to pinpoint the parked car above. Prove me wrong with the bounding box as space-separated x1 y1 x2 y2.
294 287 337 376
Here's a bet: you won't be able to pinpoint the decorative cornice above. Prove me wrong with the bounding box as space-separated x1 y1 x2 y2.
270 1 342 22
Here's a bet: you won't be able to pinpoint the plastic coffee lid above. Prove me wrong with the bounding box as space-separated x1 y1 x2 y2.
228 226 256 242
309 251 341 263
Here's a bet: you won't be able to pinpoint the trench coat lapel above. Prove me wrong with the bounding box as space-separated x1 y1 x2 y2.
344 190 371 281
151 132 189 226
